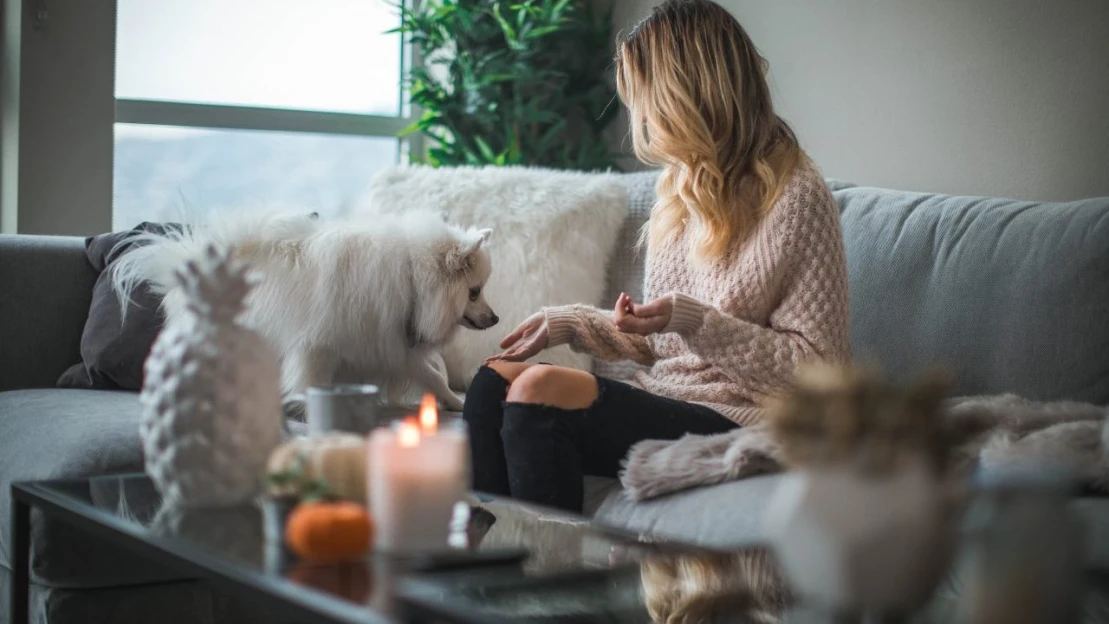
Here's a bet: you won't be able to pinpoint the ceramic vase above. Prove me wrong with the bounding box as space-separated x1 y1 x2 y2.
140 245 283 507
764 453 953 614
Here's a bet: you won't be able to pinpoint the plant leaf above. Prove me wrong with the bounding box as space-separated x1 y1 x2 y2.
397 0 621 172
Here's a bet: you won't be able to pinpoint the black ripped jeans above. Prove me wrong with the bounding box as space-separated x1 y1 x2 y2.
462 365 738 513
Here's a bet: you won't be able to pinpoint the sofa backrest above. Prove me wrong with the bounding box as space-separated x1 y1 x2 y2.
594 172 657 381
837 186 1109 404
605 173 1109 404
0 235 96 391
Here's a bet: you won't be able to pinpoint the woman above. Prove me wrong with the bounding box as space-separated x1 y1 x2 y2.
463 0 850 513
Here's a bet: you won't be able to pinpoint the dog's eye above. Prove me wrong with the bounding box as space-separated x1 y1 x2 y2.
468 287 481 302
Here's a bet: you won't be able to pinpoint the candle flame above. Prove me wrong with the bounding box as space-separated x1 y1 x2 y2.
419 393 438 433
397 421 421 448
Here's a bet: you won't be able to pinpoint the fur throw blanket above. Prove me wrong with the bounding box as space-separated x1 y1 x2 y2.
620 394 1109 501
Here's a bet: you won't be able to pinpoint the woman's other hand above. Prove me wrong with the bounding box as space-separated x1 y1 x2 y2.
614 293 673 336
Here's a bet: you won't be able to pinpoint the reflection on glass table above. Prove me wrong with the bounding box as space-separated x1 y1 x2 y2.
39 474 692 621
398 545 789 624
24 475 1109 624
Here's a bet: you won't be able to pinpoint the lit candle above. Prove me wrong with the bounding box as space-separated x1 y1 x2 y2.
419 393 438 434
367 394 468 553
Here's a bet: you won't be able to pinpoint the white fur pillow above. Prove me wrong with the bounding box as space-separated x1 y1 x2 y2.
358 165 628 390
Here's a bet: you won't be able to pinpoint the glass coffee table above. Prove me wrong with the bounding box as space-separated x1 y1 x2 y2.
11 474 1108 624
9 474 709 624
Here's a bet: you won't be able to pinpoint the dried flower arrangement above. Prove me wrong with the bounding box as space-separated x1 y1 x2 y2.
766 363 954 476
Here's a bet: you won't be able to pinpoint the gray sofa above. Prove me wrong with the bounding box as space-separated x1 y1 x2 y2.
3 171 1109 623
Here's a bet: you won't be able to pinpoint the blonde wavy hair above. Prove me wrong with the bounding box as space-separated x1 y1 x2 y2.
616 0 805 262
640 549 789 623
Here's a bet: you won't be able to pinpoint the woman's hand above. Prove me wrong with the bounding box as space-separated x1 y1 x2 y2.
486 312 549 363
614 293 673 336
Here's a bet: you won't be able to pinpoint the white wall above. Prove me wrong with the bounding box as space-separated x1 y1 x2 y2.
613 0 1109 201
1 0 116 235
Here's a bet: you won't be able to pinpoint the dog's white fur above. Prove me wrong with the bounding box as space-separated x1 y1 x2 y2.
360 165 630 389
112 210 498 410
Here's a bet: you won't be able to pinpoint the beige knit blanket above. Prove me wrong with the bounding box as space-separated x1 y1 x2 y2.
620 394 1109 501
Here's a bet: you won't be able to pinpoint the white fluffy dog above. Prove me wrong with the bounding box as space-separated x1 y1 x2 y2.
112 210 498 410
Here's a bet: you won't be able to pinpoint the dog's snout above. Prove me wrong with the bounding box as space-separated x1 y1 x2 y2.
461 309 500 331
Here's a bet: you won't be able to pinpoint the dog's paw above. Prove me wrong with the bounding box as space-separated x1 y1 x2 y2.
441 393 465 412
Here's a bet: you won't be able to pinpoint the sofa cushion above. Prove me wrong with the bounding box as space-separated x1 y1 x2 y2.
0 389 191 588
837 187 1109 403
591 475 1109 572
592 474 786 548
0 389 310 591
0 235 96 392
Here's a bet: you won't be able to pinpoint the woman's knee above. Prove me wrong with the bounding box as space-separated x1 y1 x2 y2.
505 365 598 410
484 361 535 384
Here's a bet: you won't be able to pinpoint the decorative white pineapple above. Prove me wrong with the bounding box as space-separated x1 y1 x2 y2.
140 244 283 507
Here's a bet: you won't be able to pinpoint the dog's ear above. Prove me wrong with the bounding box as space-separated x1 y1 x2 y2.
442 229 492 274
473 228 493 246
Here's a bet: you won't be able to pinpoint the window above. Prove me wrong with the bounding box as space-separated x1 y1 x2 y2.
113 0 406 229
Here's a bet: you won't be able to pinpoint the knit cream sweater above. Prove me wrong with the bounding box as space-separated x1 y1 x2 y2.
544 162 850 426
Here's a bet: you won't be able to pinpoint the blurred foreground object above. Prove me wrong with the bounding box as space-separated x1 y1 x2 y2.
951 469 1083 624
764 364 956 615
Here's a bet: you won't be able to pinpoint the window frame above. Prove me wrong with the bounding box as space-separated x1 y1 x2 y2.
114 100 410 138
1 0 419 235
113 0 414 160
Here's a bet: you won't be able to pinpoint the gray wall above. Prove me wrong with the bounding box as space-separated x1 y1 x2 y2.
1 0 116 235
613 0 1109 202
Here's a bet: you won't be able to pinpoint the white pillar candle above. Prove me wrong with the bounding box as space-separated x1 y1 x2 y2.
367 395 468 553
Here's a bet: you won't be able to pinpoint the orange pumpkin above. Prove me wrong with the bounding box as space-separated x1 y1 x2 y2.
285 501 374 562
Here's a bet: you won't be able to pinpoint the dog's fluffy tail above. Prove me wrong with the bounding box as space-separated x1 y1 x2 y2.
110 228 200 322
110 210 319 322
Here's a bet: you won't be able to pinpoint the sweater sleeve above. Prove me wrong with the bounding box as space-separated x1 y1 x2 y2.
661 180 851 397
544 304 657 367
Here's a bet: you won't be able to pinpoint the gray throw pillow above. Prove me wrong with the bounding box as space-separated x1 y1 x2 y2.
57 222 182 390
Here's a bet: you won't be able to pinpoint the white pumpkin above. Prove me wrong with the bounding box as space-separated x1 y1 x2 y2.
267 433 368 502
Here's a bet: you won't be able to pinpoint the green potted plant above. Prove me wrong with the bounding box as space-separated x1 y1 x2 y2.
395 0 621 171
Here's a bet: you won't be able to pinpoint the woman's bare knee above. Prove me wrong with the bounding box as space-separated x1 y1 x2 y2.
485 361 536 384
505 365 598 410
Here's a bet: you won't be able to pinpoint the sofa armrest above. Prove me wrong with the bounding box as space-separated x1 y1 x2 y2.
0 235 95 391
